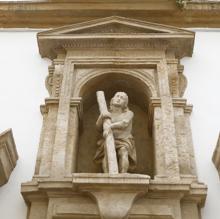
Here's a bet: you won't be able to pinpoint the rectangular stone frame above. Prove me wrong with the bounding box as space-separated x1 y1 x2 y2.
21 16 207 219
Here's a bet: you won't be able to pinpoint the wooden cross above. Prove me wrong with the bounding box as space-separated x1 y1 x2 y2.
96 91 119 174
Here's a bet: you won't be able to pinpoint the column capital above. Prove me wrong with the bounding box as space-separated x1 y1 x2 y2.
40 98 59 115
70 97 83 120
172 98 193 114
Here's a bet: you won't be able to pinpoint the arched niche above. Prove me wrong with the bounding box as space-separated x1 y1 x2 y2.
76 71 155 177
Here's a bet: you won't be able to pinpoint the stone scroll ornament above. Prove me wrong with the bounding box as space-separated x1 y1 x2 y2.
94 91 137 174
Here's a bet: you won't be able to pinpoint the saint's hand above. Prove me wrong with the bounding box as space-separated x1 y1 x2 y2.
103 127 112 138
101 111 111 120
103 121 112 138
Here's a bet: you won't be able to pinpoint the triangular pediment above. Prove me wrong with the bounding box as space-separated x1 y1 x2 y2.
66 22 165 35
38 16 194 59
39 16 193 36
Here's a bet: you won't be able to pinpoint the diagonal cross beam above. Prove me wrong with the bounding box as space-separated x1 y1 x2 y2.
96 91 119 174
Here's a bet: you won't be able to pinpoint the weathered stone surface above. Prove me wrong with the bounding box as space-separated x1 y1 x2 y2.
183 0 220 10
0 129 18 186
212 133 220 178
37 16 195 60
21 175 207 219
0 0 220 28
21 16 207 219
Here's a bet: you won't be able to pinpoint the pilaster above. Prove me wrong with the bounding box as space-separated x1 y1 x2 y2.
65 97 82 175
156 60 180 179
173 98 196 177
50 59 74 177
38 98 59 176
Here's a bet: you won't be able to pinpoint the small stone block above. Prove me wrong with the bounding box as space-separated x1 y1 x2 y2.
0 129 18 186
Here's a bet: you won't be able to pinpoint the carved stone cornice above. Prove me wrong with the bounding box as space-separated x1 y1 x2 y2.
21 176 207 217
37 16 195 59
0 0 220 28
148 98 192 134
70 97 83 120
172 98 193 114
183 0 220 10
0 129 18 186
40 98 59 114
148 98 161 134
40 97 83 119
148 98 193 118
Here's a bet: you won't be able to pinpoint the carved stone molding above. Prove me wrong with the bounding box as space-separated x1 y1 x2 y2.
148 98 192 132
173 98 193 114
183 0 220 10
21 176 207 219
21 16 207 219
0 129 18 186
37 16 194 59
45 64 64 98
40 97 83 117
40 98 59 115
212 133 220 178
0 0 220 28
70 97 83 120
72 173 150 219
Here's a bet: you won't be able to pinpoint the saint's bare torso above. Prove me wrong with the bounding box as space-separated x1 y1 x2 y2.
111 110 133 139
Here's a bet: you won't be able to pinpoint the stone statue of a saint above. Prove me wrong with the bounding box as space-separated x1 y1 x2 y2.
94 92 137 173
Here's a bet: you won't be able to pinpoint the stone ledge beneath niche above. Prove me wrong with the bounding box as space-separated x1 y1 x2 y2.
72 173 150 219
21 175 207 219
72 173 150 186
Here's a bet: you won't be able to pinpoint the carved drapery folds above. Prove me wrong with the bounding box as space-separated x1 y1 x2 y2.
21 16 207 219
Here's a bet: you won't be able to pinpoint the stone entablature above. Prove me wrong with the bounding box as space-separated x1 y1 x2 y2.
21 16 207 219
0 129 18 186
182 0 220 10
0 0 220 28
212 133 220 178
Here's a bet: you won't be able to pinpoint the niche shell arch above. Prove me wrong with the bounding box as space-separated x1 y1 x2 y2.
74 68 158 100
75 69 156 176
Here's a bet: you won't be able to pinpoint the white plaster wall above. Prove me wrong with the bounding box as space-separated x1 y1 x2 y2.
0 30 50 219
0 30 219 219
182 30 220 219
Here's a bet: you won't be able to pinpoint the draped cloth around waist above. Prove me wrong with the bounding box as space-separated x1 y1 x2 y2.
93 137 137 171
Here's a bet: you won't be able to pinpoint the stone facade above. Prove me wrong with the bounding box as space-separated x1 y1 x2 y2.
0 129 18 186
0 0 220 28
212 133 220 178
21 16 207 219
182 0 220 10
